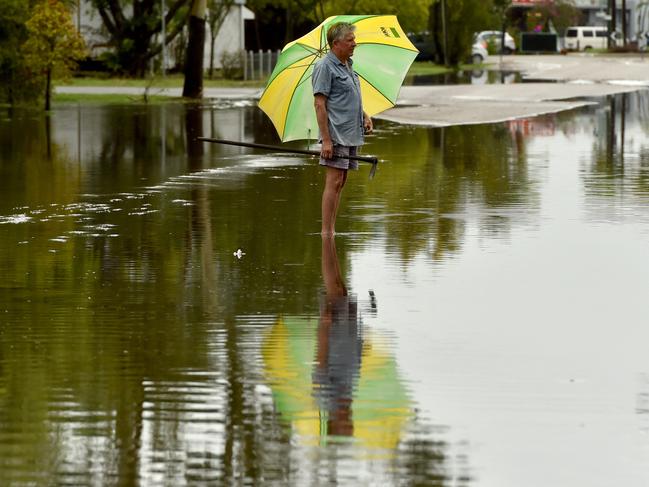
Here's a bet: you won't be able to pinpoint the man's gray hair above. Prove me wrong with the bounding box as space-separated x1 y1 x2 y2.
326 22 356 48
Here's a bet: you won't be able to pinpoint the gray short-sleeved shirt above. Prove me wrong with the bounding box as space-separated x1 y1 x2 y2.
312 52 364 147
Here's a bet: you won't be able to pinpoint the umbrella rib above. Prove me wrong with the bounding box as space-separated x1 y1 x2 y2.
266 51 321 86
280 53 321 140
284 61 321 71
292 52 322 91
356 71 394 106
295 42 324 56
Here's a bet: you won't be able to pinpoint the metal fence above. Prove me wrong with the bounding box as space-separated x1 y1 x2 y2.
243 50 281 81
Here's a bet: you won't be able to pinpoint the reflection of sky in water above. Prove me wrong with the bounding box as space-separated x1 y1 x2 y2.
0 93 648 485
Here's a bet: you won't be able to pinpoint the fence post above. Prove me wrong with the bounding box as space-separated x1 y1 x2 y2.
249 51 254 79
258 49 263 80
266 49 272 76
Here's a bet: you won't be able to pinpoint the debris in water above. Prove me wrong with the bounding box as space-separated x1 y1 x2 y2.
233 248 246 259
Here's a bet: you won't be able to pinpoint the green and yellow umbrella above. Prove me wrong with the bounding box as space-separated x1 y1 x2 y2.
262 316 412 451
258 15 419 142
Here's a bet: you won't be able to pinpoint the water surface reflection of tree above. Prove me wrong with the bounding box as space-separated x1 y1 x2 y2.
584 92 649 214
352 122 535 262
0 105 300 484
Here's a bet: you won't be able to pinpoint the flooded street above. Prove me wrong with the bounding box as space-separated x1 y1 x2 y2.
1 93 648 486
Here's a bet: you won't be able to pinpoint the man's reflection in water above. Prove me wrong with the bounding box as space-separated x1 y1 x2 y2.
313 236 363 437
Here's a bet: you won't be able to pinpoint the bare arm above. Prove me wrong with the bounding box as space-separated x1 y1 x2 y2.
363 111 373 134
314 94 333 159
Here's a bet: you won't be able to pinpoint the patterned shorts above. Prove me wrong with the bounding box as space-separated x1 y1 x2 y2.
319 144 359 171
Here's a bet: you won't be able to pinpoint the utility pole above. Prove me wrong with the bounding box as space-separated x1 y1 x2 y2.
161 0 166 78
611 0 617 48
607 0 613 48
621 0 627 47
441 0 448 67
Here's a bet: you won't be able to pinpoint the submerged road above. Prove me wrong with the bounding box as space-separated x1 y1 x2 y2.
56 54 649 127
380 53 649 126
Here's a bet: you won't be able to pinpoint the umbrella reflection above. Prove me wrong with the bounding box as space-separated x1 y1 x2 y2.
261 237 412 451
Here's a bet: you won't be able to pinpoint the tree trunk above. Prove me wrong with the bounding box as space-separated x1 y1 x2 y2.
285 4 293 45
183 0 207 98
45 67 51 111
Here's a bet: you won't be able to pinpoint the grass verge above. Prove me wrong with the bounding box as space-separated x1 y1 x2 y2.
52 93 176 104
68 73 267 89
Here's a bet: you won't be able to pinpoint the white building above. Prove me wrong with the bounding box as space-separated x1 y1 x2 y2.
205 1 255 70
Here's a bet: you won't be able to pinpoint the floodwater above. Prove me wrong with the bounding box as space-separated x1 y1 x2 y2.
0 91 648 486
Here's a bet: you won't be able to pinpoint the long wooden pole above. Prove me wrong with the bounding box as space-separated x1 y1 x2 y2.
197 137 379 164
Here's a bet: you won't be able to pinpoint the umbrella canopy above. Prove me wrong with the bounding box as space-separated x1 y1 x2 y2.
262 315 412 450
258 15 418 142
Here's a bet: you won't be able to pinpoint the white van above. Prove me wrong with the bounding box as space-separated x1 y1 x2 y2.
564 26 608 51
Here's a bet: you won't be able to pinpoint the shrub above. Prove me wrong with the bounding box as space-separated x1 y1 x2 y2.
220 50 243 80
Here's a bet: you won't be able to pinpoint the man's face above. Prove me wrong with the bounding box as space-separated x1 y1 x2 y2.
334 32 356 58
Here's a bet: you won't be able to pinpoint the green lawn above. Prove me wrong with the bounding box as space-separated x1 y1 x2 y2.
406 62 454 76
53 93 174 104
67 73 267 88
65 62 458 89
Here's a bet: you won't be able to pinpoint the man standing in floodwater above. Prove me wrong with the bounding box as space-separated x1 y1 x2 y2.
313 22 373 236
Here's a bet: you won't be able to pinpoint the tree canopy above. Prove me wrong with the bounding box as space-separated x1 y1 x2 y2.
322 0 431 33
23 0 87 110
0 0 33 104
246 0 431 46
429 0 504 66
89 0 192 76
0 0 85 107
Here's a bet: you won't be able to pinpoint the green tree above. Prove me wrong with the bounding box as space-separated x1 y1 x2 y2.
90 0 191 76
429 0 497 66
323 0 430 34
245 0 430 50
23 0 86 110
0 0 33 105
245 0 323 44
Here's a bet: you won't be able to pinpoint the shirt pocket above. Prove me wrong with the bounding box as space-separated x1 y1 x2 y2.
334 73 350 86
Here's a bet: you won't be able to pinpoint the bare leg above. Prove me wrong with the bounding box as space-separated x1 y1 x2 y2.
321 167 346 236
333 170 348 225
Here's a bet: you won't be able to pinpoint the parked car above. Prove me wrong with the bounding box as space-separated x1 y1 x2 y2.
475 30 516 54
470 40 489 64
564 26 608 51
